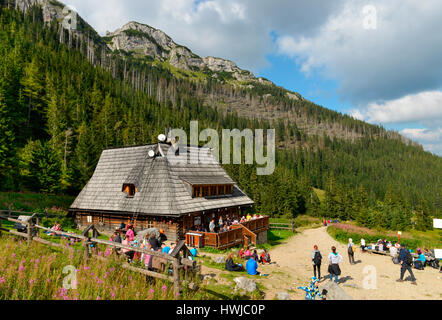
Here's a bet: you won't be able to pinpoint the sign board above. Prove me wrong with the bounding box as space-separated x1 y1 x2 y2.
397 231 402 235
433 219 442 229
434 249 442 259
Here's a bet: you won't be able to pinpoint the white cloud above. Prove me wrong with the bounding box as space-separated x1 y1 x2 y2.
352 91 442 155
352 90 442 125
276 0 442 104
65 0 342 72
400 129 442 155
400 128 442 142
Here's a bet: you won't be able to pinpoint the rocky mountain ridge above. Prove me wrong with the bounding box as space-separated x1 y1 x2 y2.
105 21 270 83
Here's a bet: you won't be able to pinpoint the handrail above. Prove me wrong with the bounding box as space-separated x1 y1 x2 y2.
90 237 196 268
34 224 87 240
0 214 30 226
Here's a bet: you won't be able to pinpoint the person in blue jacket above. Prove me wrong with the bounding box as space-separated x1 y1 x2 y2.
246 256 260 275
297 277 324 300
414 250 426 270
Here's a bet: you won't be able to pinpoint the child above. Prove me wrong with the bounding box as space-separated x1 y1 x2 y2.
297 277 323 300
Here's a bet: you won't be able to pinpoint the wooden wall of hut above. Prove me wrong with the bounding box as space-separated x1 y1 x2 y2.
74 212 180 241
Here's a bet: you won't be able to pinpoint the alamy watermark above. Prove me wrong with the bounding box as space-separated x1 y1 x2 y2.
362 5 377 30
62 265 77 289
62 5 78 31
165 121 275 175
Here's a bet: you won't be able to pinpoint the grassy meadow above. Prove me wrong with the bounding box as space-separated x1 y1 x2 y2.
327 222 442 250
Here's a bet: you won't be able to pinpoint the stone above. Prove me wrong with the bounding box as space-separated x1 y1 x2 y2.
234 277 258 293
277 292 291 300
319 282 353 300
213 256 226 264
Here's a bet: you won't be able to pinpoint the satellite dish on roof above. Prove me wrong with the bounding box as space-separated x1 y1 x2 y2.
158 134 166 142
148 149 155 158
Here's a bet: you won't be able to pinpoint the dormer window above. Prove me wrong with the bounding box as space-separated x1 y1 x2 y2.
122 183 137 198
180 175 235 198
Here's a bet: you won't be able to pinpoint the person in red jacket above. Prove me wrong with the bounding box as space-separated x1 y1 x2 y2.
259 249 271 264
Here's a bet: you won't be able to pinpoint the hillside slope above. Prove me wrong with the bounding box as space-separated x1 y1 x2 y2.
1 1 441 220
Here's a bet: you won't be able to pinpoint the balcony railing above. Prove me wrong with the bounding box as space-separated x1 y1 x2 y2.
185 216 269 249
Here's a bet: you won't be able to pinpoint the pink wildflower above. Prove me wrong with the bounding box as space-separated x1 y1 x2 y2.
96 296 101 300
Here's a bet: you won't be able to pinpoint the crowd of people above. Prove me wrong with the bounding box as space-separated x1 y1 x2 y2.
322 219 340 226
107 223 198 270
223 246 272 276
190 213 264 233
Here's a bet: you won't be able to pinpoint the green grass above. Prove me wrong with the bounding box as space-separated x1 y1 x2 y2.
257 229 294 250
0 192 75 213
327 224 442 249
0 235 206 300
196 255 265 299
313 188 325 202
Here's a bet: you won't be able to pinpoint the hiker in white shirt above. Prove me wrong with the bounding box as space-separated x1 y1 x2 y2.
360 238 366 251
328 246 343 283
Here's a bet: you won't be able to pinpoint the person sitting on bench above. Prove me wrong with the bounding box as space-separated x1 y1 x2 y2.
414 250 426 270
225 253 243 271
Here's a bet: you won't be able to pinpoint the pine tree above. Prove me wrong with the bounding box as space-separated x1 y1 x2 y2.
415 198 433 231
29 141 61 193
0 81 15 189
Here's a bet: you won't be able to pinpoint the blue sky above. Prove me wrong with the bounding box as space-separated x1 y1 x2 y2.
66 0 442 155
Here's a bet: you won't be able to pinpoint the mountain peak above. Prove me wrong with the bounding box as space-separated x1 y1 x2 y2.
105 21 258 82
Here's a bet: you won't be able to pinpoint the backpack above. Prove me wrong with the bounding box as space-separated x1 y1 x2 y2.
264 252 271 262
313 251 322 265
403 250 413 265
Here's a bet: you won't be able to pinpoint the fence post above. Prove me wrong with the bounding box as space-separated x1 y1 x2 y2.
83 238 91 261
291 219 295 233
45 209 48 219
35 217 40 238
27 219 34 244
8 206 11 218
173 257 181 296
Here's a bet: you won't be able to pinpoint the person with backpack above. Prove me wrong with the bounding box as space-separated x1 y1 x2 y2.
311 245 322 280
328 246 343 283
259 249 271 264
347 238 355 265
396 244 417 285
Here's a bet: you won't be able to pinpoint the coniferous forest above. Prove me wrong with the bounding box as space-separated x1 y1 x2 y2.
0 3 440 232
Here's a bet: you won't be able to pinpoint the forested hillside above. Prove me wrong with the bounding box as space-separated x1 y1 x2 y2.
0 3 440 232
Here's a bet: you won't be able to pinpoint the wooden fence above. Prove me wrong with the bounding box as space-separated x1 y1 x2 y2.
269 220 295 233
0 211 198 295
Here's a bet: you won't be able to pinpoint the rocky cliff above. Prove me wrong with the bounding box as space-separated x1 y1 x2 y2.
105 21 264 82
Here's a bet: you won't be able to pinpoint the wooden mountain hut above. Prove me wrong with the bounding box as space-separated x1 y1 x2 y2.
69 141 269 248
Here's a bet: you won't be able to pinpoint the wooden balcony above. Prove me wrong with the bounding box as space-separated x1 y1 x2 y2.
184 216 269 249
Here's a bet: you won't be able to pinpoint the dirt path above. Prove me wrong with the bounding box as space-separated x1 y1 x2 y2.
200 226 441 300
260 226 441 300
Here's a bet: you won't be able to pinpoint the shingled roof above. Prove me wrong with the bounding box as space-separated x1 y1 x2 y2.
69 143 254 217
